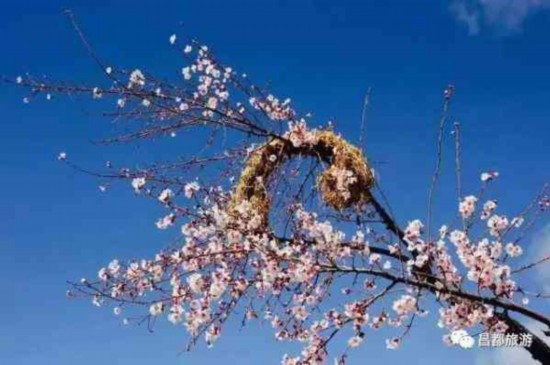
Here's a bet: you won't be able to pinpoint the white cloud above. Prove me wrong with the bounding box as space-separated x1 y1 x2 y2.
450 1 481 34
475 346 536 365
450 0 550 34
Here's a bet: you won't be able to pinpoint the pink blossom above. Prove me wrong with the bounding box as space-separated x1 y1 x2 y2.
459 195 478 219
184 181 200 198
158 188 174 204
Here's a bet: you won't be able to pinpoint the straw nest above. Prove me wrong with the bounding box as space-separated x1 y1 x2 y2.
229 130 374 226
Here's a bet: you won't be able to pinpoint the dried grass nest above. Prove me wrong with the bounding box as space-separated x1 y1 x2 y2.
230 130 374 224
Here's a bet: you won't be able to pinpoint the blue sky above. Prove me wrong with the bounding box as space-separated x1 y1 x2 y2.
1 1 549 364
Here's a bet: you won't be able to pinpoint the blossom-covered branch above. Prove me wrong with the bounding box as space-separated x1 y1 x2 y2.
5 19 550 364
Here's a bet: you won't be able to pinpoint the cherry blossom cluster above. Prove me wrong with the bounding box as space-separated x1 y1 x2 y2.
459 195 478 219
284 120 319 148
249 95 295 121
11 31 548 364
397 177 547 346
69 151 548 365
439 300 508 340
79 189 430 363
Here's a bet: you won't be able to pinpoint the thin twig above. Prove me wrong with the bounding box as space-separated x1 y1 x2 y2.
426 86 454 240
359 87 372 152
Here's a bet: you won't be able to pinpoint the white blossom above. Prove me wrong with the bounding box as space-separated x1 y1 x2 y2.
182 66 192 80
187 273 204 293
156 213 175 229
481 171 499 182
131 177 146 193
129 69 145 88
386 338 400 349
505 243 523 257
459 195 478 219
348 336 363 348
149 302 164 316
158 188 174 204
207 97 218 109
92 87 102 99
184 182 200 198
